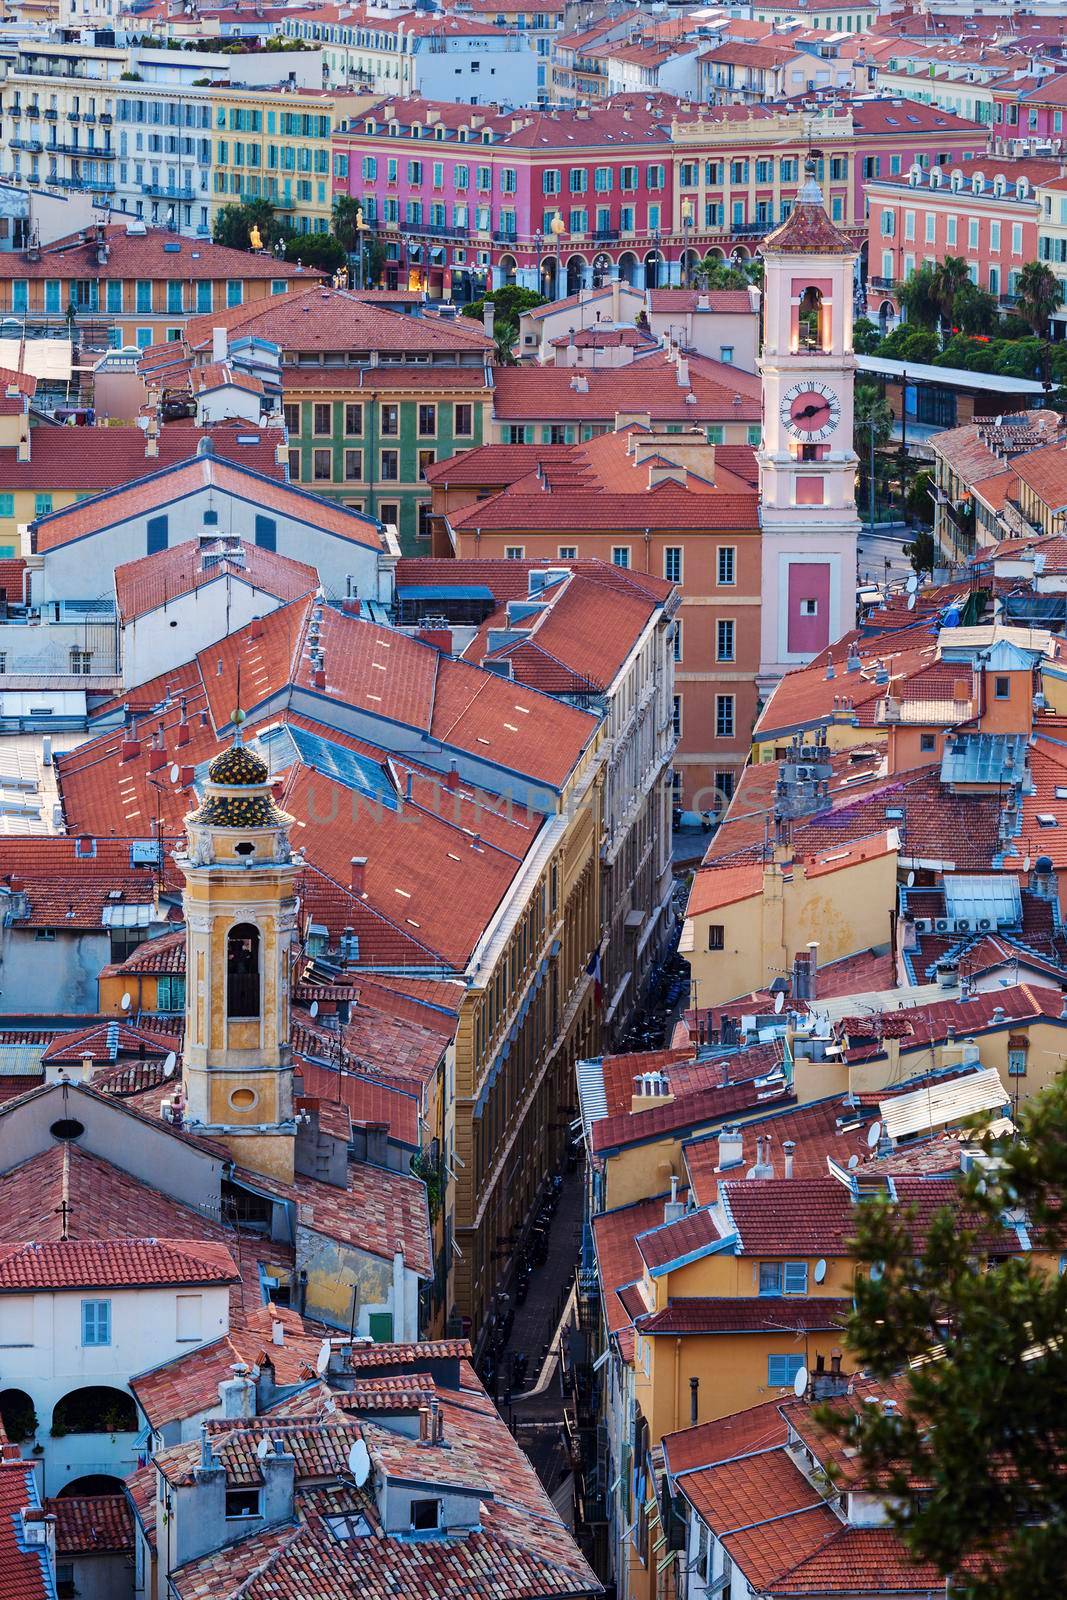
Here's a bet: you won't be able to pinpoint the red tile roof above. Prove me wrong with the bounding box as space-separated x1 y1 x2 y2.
0 226 320 283
662 1398 786 1476
636 1295 850 1335
636 1207 721 1272
0 837 176 929
0 1238 236 1291
591 1077 794 1157
9 421 282 493
0 1460 49 1600
114 540 319 623
591 1196 663 1335
683 1097 876 1206
647 288 756 315
46 1495 133 1556
33 453 380 552
183 285 492 357
491 355 761 423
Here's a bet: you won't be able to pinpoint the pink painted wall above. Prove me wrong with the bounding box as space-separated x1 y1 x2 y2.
787 562 830 654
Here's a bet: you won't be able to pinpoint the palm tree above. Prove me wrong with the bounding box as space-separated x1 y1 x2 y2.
932 256 970 335
1016 260 1064 339
896 263 940 330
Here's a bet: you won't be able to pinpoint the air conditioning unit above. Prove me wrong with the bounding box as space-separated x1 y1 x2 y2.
914 918 933 934
976 918 993 932
934 918 951 934
955 918 972 933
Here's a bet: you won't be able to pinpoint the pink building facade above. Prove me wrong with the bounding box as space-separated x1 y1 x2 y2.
332 95 986 300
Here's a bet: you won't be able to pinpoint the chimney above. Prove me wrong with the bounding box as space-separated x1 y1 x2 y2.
807 941 819 1000
121 736 141 762
783 1139 796 1180
145 414 160 459
717 1124 743 1169
350 856 367 896
180 764 195 788
176 719 190 747
212 326 228 364
418 1405 431 1441
312 666 326 690
483 302 495 342
148 743 167 772
445 759 459 791
689 1375 699 1426
272 1318 285 1346
664 1172 686 1224
218 1366 256 1419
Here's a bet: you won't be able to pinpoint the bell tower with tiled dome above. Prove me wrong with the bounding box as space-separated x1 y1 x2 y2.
177 739 299 1181
757 156 860 693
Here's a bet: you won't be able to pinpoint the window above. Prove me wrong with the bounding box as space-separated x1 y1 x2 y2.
715 770 735 808
379 502 399 529
454 402 473 437
920 733 936 753
946 216 957 246
758 1263 782 1295
715 695 735 739
418 449 435 480
673 621 682 662
880 210 895 238
226 279 243 308
368 1310 394 1342
411 1499 440 1531
664 547 682 582
312 403 331 437
380 449 399 481
720 345 734 364
418 403 436 437
254 515 276 552
344 402 363 435
768 1354 805 1388
612 547 630 569
313 448 332 482
717 547 735 586
708 924 724 951
672 695 682 738
380 403 399 436
505 546 524 560
34 493 53 518
225 1489 262 1520
994 675 1011 699
801 598 818 617
542 168 560 195
70 649 92 675
176 1294 202 1341
287 448 300 480
969 218 979 250
157 975 185 1012
147 514 168 554
226 923 260 1019
82 1299 111 1346
716 620 735 662
344 449 363 482
784 1262 808 1295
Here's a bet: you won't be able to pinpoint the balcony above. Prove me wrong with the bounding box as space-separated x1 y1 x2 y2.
142 183 193 199
593 228 620 242
67 111 80 123
400 221 468 241
44 108 57 120
492 229 518 244
99 112 111 125
82 113 95 125
11 139 42 154
999 292 1020 307
8 106 20 118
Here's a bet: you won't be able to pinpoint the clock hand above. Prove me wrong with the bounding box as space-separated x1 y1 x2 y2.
794 401 829 420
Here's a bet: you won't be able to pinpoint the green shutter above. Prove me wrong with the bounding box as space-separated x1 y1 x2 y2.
368 1311 394 1343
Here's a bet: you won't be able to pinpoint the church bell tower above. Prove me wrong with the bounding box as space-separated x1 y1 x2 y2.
177 740 298 1182
757 159 860 693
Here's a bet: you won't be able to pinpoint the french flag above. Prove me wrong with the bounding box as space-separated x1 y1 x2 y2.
586 948 603 1009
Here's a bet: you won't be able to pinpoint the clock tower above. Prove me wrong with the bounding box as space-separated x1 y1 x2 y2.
757 159 860 692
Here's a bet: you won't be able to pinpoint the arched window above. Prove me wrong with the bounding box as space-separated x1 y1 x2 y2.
797 285 824 351
227 923 260 1019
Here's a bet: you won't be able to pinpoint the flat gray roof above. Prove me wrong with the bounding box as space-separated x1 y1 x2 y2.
857 355 1047 395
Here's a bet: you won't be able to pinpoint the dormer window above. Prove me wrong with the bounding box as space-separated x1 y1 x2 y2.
411 1498 441 1531
225 1489 262 1520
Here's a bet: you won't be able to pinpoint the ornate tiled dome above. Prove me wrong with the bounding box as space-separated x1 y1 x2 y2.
207 743 269 787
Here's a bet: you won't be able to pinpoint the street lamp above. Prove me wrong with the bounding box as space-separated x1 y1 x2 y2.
651 225 661 289
550 209 565 300
680 197 694 287
534 227 543 293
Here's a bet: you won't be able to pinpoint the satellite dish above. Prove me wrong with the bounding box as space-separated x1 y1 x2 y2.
906 871 915 888
348 1437 371 1488
169 763 180 784
814 1258 827 1283
309 1000 319 1019
907 593 917 611
847 1154 859 1170
792 1365 808 1398
774 990 785 1015
906 573 918 593
316 1338 331 1377
294 896 301 916
870 1262 884 1282
163 1051 177 1078
256 1437 271 1461
867 1120 882 1149
120 992 131 1012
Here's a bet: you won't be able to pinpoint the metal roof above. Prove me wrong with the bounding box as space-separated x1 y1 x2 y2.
0 1043 45 1076
395 584 495 600
880 1065 1009 1141
940 732 1028 790
944 873 1022 926
575 1055 607 1143
857 355 1047 395
257 724 398 811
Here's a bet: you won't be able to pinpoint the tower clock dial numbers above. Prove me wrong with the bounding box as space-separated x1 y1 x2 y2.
781 382 841 442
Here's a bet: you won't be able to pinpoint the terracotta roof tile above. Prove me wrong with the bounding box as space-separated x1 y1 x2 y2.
0 226 319 283
683 1097 875 1206
0 1460 49 1600
491 356 761 423
114 540 318 623
636 1295 850 1335
184 285 492 357
8 421 281 494
0 1238 237 1291
46 1495 133 1556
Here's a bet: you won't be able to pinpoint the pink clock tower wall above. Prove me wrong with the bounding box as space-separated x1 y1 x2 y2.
756 160 861 697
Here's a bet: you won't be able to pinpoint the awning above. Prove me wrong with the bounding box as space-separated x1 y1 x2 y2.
880 1066 1008 1142
396 584 494 601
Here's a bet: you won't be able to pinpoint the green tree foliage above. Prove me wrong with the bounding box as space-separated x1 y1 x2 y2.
905 466 934 525
952 281 999 336
331 194 364 256
282 233 346 273
852 316 884 354
854 382 894 449
896 263 941 329
212 199 287 252
878 324 940 363
829 1075 1067 1599
463 285 546 361
1016 260 1064 339
694 256 762 290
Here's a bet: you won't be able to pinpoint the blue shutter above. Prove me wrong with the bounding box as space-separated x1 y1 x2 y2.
147 516 168 554
254 515 276 551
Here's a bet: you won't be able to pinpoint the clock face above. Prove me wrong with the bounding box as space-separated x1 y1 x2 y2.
781 382 841 442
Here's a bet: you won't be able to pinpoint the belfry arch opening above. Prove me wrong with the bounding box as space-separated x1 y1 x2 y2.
227 923 261 1019
797 285 827 352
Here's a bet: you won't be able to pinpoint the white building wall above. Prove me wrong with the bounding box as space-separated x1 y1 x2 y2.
121 575 296 690
415 39 540 106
